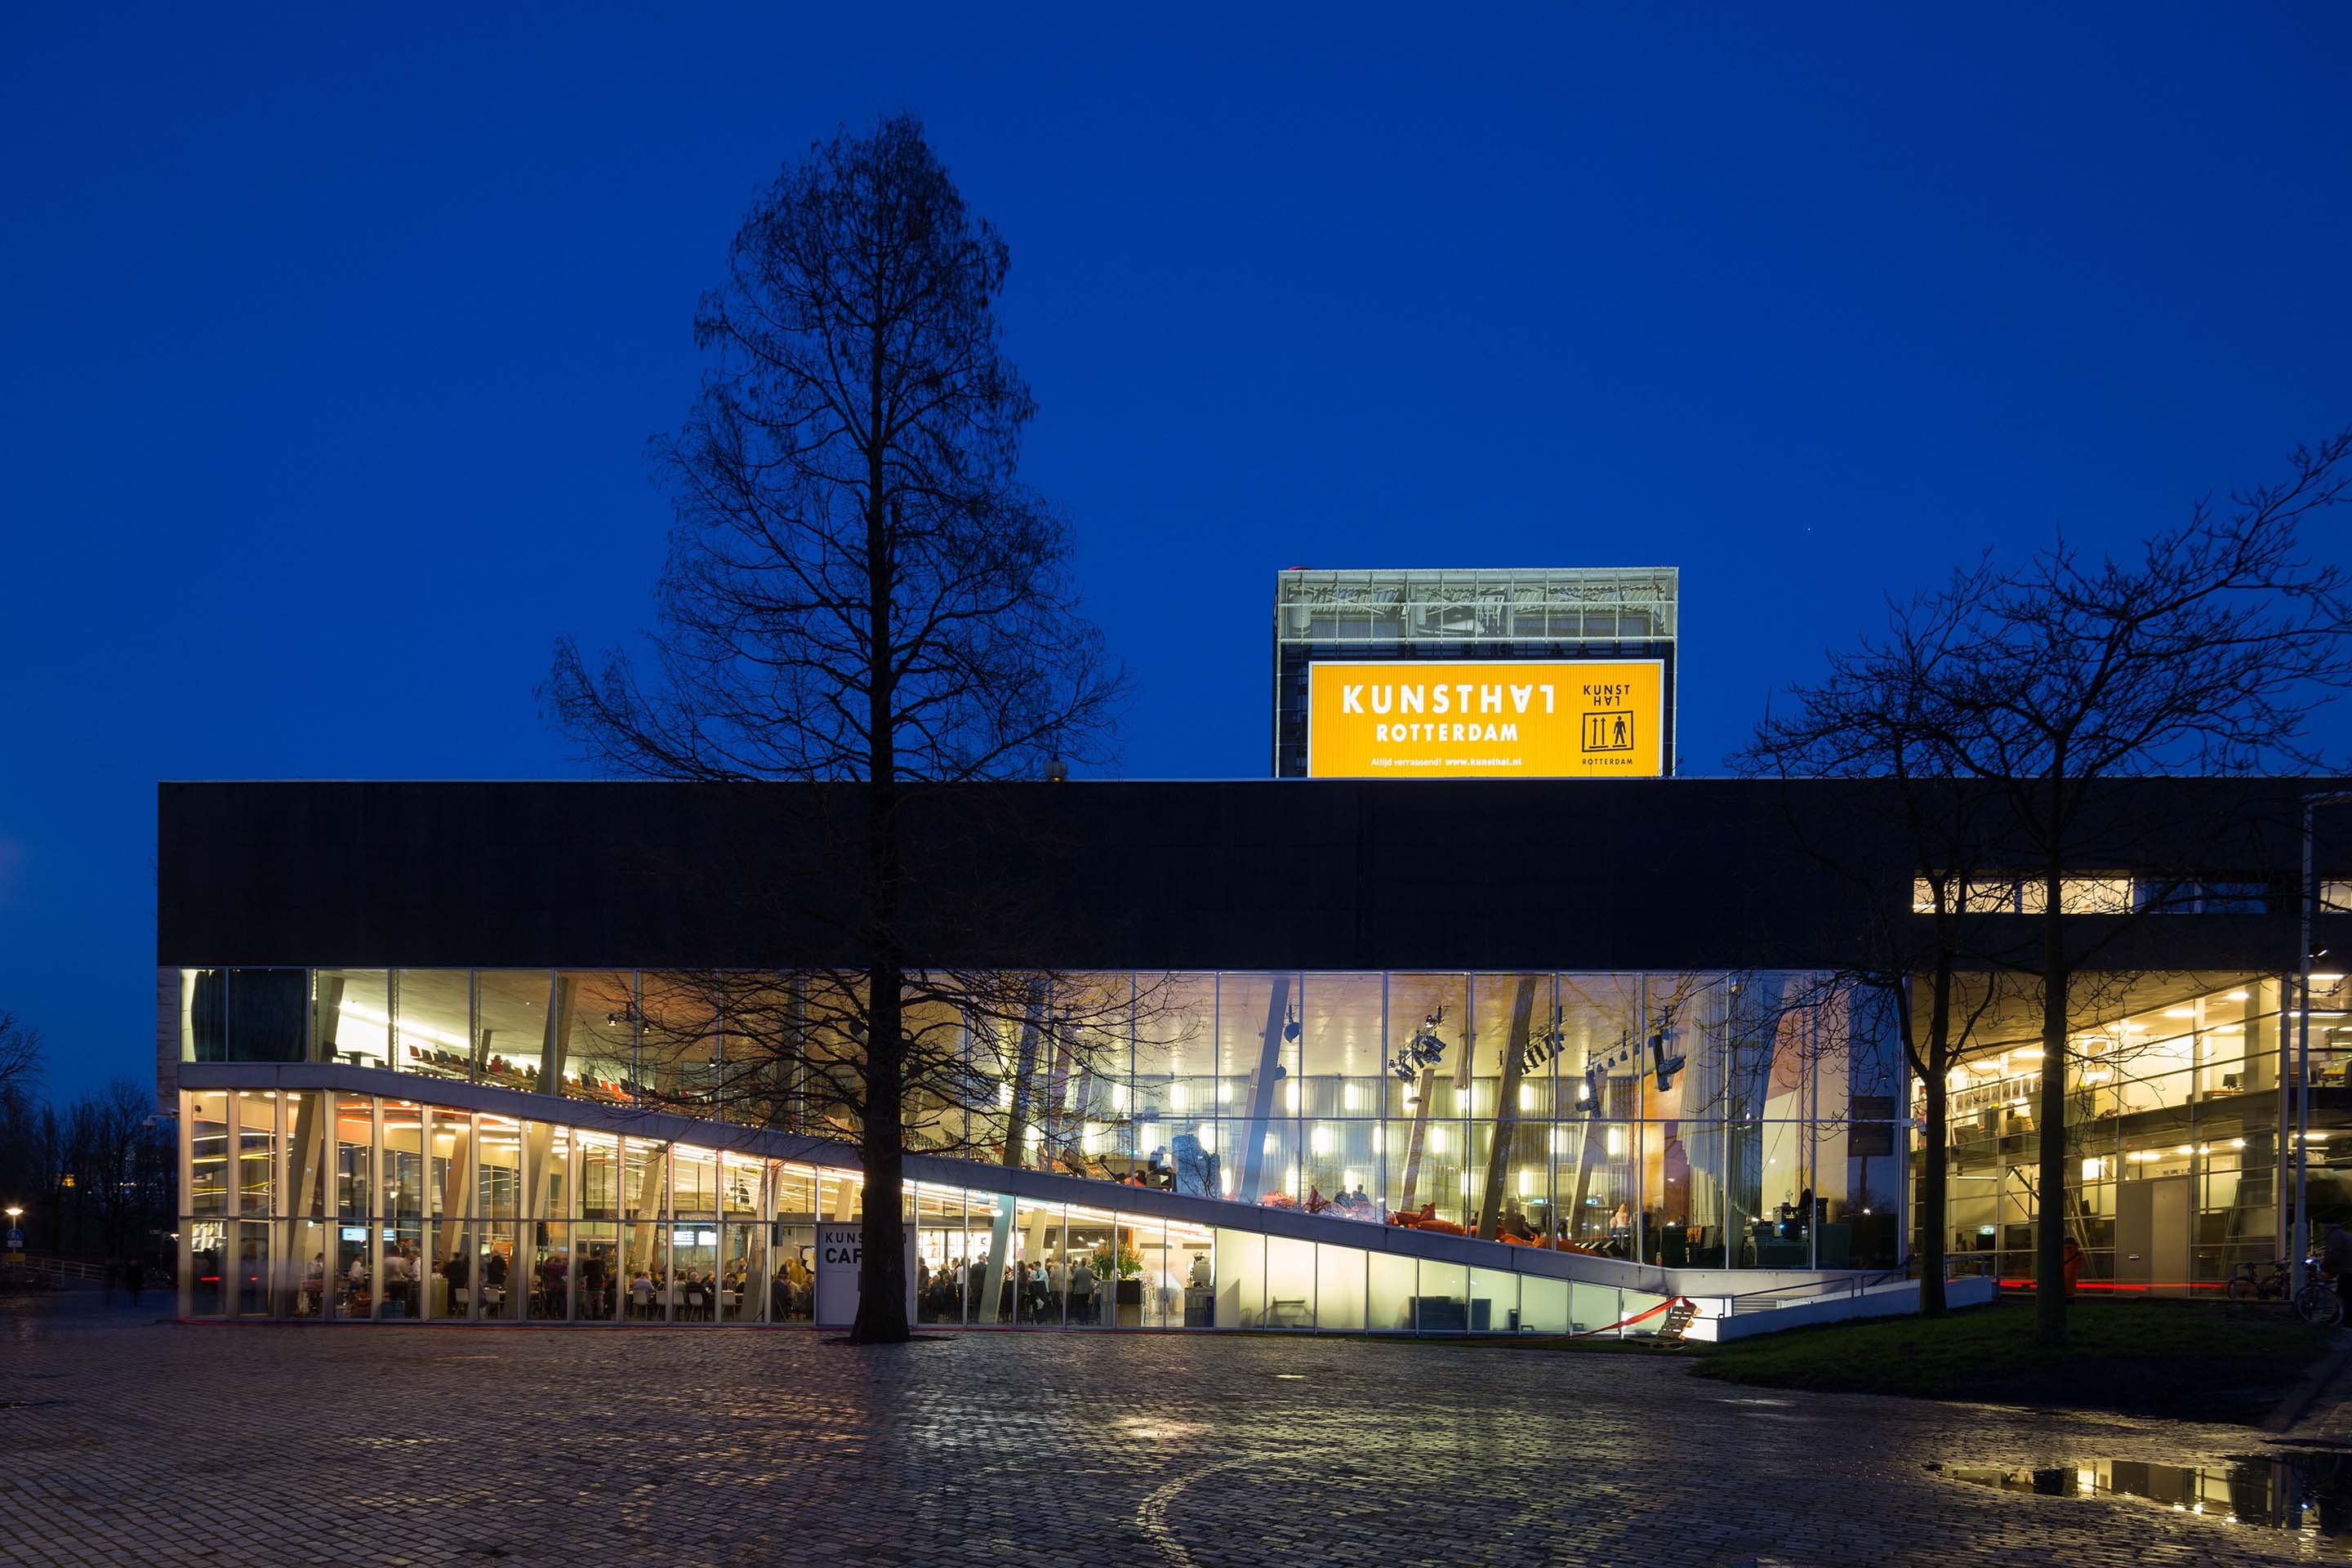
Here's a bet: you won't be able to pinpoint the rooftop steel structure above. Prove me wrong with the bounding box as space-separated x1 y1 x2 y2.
1272 566 1681 777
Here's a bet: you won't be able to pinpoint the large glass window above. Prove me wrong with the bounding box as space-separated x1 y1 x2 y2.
528 1222 571 1321
229 969 310 1062
474 969 549 1091
187 1091 229 1216
310 969 390 1068
392 970 471 1082
1315 1241 1365 1330
574 1222 619 1321
1212 1227 1263 1328
381 1100 423 1219
556 970 638 1104
720 1221 766 1322
1386 973 1468 1229
1264 1234 1315 1329
233 1090 277 1216
180 969 225 1062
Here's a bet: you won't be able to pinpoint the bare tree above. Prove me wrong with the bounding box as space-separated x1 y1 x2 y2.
1934 429 2352 1346
1734 572 2014 1313
545 114 1127 1342
0 1011 40 1102
65 1079 169 1263
0 1013 44 1230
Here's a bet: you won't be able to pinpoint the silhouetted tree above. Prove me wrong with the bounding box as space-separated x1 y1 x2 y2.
0 1010 39 1103
0 1013 45 1236
546 114 1126 1343
1734 570 2011 1314
66 1079 172 1264
1936 429 2352 1346
1766 430 2351 1346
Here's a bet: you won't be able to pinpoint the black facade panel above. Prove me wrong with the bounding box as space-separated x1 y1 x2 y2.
159 778 2351 975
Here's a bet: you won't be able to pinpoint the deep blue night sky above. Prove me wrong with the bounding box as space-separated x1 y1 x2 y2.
3 7 2349 1098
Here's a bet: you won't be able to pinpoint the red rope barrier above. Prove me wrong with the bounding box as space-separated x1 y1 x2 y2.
1561 1294 1692 1339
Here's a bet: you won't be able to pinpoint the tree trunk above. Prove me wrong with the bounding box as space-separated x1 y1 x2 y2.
1918 953 1954 1317
849 432 910 1343
2034 855 2069 1348
1919 1071 1950 1317
852 963 910 1342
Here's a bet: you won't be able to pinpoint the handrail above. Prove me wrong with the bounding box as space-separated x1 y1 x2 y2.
1717 1268 1910 1307
15 1255 113 1283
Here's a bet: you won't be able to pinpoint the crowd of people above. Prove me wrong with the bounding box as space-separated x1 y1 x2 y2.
287 1238 826 1321
915 1254 1121 1323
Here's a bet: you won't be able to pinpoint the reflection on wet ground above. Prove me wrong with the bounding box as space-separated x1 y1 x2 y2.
1938 1451 2352 1552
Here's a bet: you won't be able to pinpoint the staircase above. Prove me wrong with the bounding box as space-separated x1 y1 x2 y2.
1654 1298 1698 1346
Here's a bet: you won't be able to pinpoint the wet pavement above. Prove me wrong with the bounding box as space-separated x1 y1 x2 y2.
2 1291 2349 1566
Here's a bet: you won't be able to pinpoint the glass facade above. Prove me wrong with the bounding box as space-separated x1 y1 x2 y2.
176 967 1904 1272
175 961 2352 1307
176 1085 1677 1336
1922 971 2340 1294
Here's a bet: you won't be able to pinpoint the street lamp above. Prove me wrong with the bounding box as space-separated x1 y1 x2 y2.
2293 791 2352 1296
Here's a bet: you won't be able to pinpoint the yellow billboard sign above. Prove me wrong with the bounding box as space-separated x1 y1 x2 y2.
1306 660 1664 778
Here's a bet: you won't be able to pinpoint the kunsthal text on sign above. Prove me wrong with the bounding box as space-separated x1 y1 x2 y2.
1305 659 1664 778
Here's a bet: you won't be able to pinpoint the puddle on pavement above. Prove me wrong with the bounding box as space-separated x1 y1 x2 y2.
1936 1453 2352 1550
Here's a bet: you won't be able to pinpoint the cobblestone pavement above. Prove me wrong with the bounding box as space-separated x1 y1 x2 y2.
2 1294 2345 1567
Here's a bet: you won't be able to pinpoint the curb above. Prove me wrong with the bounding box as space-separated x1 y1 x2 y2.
2262 1334 2352 1434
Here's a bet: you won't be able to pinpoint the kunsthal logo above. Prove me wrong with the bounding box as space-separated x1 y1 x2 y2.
1339 679 1554 746
1307 659 1664 778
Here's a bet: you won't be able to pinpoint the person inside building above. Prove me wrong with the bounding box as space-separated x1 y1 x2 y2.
443 1245 471 1303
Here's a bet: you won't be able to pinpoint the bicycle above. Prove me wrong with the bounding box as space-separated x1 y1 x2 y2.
2226 1255 2343 1325
2228 1258 2291 1303
2299 1266 2345 1328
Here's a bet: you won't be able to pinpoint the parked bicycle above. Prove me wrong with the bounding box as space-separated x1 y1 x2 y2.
2228 1255 2342 1325
2227 1257 2292 1303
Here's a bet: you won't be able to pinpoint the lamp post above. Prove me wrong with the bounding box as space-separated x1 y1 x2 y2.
2293 791 2352 1296
3 1205 22 1261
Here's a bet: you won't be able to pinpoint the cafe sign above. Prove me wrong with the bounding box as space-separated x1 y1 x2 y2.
813 1221 918 1327
1307 658 1664 778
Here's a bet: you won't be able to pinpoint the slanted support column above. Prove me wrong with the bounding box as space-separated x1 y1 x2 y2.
435 1115 473 1262
627 1143 670 1279
1001 986 1048 1171
287 1091 324 1221
1397 1067 1438 1216
312 974 345 1062
1238 975 1293 1202
1477 977 1539 1240
979 1192 1015 1321
541 974 572 1096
